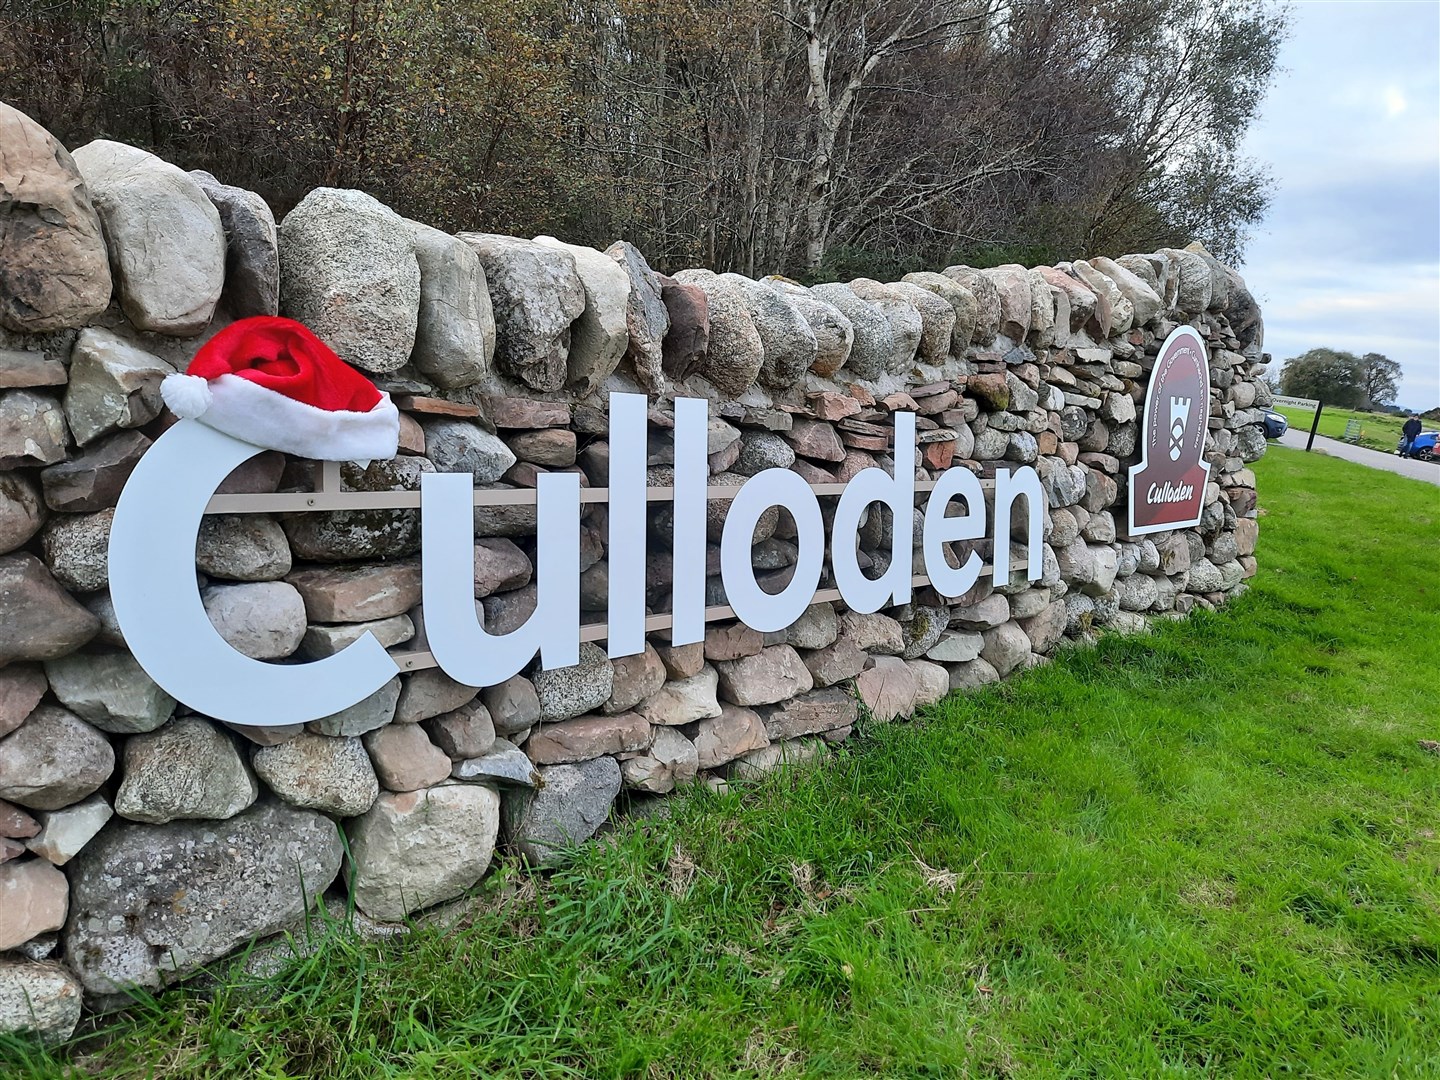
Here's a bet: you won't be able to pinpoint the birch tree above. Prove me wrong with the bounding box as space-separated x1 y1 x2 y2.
779 0 997 267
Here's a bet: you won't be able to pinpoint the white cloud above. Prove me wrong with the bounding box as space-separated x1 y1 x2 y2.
1257 256 1440 410
1238 1 1439 409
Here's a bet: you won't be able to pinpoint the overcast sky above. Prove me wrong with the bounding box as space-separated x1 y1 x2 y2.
1238 0 1440 410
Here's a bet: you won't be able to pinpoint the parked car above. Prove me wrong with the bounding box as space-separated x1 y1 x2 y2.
1397 431 1438 462
1262 410 1288 439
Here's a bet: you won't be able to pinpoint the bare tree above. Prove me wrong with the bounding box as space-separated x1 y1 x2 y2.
777 0 997 266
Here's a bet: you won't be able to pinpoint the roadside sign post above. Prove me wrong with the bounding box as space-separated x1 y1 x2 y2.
1275 394 1323 451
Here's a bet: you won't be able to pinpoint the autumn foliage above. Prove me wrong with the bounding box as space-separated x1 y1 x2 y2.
0 0 1285 276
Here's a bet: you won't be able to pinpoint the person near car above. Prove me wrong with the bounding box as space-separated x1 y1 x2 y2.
1400 415 1423 458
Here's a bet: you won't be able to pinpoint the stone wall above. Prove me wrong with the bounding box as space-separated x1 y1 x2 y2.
0 101 1270 1039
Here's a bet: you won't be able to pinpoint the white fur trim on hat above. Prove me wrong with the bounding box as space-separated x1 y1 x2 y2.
161 373 214 419
172 372 400 461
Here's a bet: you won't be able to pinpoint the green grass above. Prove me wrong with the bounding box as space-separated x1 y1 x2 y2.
6 446 1439 1078
1274 404 1413 453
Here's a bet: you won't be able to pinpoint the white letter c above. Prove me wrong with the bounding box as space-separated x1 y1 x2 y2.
109 420 399 727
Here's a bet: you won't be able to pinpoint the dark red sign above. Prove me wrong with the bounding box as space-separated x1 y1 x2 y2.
1127 325 1211 535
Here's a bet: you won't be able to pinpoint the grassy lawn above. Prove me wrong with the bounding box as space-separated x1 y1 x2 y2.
1273 404 1415 453
6 446 1438 1078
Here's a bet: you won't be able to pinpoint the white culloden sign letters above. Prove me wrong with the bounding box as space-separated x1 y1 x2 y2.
109 394 1045 727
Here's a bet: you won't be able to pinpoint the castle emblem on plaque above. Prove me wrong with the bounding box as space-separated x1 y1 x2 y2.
1168 396 1191 461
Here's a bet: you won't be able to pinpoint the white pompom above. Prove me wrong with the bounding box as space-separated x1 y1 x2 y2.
161 373 213 419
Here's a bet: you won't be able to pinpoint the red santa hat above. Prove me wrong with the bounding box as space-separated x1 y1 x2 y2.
161 316 400 462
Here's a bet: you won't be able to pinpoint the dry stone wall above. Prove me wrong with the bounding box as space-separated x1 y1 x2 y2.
0 100 1271 1038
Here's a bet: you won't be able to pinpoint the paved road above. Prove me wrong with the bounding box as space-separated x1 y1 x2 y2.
1276 429 1440 486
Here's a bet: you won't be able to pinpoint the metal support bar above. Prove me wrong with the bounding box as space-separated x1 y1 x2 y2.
386 562 1027 673
205 475 1001 515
